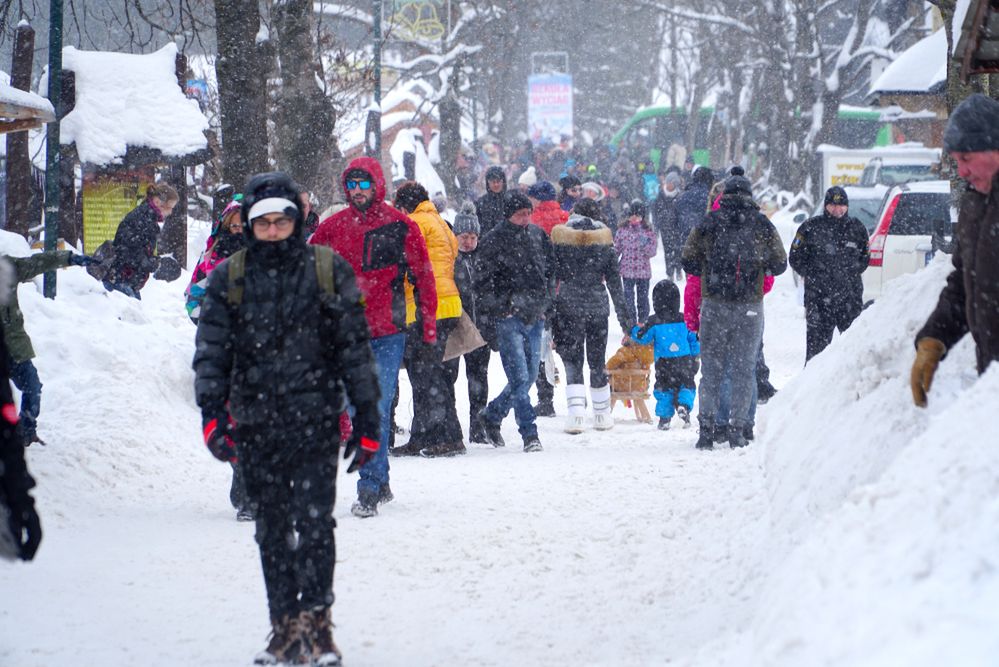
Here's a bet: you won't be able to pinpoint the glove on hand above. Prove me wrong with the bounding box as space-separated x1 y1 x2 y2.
6 496 42 561
911 337 946 408
68 254 99 267
203 415 237 462
343 432 379 474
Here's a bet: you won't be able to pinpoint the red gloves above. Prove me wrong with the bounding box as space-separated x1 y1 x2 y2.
344 434 379 473
203 416 237 463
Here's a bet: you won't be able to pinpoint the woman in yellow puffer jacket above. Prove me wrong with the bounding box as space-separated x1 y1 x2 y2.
392 181 466 457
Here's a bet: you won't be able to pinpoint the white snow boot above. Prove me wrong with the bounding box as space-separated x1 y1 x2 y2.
564 384 587 434
591 384 614 431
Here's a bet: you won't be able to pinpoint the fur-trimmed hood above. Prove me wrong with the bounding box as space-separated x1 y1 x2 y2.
551 214 613 247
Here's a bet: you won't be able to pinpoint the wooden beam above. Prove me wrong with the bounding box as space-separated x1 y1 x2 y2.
0 100 55 123
0 118 45 134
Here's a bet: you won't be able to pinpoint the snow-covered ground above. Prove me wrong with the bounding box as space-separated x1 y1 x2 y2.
1 222 996 666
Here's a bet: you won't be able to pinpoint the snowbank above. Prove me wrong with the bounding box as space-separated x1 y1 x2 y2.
696 254 999 664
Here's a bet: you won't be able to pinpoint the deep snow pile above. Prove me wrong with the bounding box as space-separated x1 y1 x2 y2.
0 227 995 666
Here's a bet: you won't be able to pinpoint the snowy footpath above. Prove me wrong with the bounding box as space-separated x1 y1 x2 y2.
1 225 997 666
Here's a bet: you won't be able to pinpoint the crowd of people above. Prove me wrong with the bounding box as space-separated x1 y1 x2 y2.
4 94 999 667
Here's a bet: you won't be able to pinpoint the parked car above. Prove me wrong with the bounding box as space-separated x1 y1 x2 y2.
862 180 955 302
858 153 941 187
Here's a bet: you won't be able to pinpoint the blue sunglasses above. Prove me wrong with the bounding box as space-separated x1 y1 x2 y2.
346 179 372 191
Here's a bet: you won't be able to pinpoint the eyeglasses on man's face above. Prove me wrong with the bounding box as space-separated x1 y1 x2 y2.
346 179 373 191
252 215 295 230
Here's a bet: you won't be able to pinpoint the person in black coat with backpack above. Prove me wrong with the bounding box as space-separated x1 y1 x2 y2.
193 172 381 666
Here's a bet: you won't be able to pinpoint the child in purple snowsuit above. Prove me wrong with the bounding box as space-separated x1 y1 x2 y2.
615 198 658 323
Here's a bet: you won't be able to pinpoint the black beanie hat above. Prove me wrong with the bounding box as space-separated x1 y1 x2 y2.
824 186 849 206
943 93 999 153
240 171 303 235
504 191 533 219
723 166 753 196
627 198 648 220
652 279 682 321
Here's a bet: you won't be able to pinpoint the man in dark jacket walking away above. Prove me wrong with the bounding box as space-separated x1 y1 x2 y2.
311 157 437 517
789 186 870 362
682 172 787 449
475 166 508 237
475 192 556 452
194 172 381 666
912 93 999 406
673 166 715 243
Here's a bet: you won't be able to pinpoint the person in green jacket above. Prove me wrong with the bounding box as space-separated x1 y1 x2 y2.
0 250 97 445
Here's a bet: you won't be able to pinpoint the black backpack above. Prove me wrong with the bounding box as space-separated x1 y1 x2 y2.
703 213 763 300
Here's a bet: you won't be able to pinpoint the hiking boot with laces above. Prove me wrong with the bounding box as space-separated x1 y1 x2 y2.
306 607 343 666
253 614 311 665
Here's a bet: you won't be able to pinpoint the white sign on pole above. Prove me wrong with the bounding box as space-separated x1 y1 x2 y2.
527 73 573 145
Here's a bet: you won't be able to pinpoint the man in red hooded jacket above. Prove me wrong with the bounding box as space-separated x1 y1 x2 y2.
311 157 437 517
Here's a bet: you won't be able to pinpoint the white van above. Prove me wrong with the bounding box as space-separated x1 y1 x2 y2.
862 180 955 302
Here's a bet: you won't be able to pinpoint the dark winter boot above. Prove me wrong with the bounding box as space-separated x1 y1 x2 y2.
479 410 505 448
695 418 714 450
534 400 556 418
728 424 749 448
743 424 755 442
676 405 691 427
389 441 422 457
253 614 310 665
419 441 467 458
306 607 343 667
657 417 671 431
350 490 379 518
378 484 394 505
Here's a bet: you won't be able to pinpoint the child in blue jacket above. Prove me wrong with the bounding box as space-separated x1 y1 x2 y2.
631 279 700 430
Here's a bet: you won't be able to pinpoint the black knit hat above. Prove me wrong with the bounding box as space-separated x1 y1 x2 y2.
824 186 849 206
627 198 648 220
723 165 753 196
943 93 999 153
240 171 303 236
504 191 533 219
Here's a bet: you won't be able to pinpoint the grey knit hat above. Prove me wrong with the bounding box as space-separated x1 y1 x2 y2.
944 93 999 153
452 203 480 236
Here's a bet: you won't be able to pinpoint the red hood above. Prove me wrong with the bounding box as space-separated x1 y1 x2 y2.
343 156 387 208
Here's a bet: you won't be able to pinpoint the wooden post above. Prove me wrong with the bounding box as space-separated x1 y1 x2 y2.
5 23 35 238
155 52 190 268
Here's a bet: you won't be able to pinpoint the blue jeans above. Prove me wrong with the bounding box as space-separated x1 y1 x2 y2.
9 358 42 439
357 333 405 500
483 317 544 439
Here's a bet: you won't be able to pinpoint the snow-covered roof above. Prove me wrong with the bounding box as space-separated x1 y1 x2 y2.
869 29 947 97
58 43 209 166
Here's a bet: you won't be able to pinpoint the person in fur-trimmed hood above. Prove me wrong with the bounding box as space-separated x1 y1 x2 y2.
551 199 634 434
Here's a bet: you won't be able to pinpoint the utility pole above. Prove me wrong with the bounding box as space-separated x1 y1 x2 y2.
43 0 63 298
365 0 382 158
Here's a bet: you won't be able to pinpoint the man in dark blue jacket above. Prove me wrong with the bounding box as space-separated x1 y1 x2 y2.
475 192 556 452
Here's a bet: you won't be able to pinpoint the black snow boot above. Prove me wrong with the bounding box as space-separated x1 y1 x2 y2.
478 410 505 448
728 424 749 448
695 418 714 450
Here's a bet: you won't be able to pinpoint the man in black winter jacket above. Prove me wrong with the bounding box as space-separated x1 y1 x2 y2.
193 172 381 667
789 186 870 361
474 166 508 237
475 192 556 452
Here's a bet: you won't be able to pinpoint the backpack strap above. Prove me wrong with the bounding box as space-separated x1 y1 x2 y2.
313 246 336 296
227 249 247 306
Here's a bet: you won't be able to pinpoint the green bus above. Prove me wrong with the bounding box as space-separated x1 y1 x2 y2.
610 105 894 170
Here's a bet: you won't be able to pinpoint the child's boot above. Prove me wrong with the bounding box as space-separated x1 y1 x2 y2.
657 417 671 431
564 384 587 434
676 405 691 428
